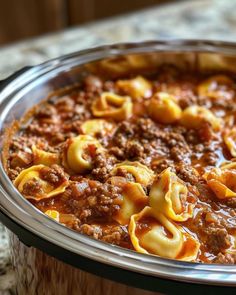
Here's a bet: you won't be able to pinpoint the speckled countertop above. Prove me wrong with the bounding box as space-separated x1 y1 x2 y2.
1 0 236 293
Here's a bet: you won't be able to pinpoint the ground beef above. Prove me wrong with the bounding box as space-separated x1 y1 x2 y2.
135 118 160 140
39 165 68 185
205 227 231 254
10 151 33 168
170 146 190 163
79 224 103 239
103 80 116 92
213 253 236 264
91 150 115 182
7 168 20 180
84 75 102 92
125 140 144 159
27 121 60 137
175 163 200 185
22 178 43 196
198 122 214 142
109 146 125 159
151 158 175 174
79 223 130 246
224 198 236 208
113 133 128 148
113 168 136 183
36 104 58 119
67 180 122 222
101 225 130 246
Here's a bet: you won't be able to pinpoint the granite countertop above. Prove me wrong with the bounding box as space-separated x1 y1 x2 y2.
1 0 236 293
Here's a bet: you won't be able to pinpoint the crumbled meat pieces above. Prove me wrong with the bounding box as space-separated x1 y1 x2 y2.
151 158 175 174
125 141 144 159
36 104 57 119
136 118 159 140
213 253 236 264
80 224 102 239
79 223 129 246
170 146 190 163
103 80 116 92
205 228 231 254
84 75 102 92
27 121 60 137
224 198 236 208
67 180 122 221
91 150 115 182
109 146 125 159
8 168 20 180
10 151 33 168
198 122 214 142
40 165 68 185
175 163 200 185
22 178 43 196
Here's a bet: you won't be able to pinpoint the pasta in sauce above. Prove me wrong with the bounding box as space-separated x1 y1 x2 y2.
5 67 236 264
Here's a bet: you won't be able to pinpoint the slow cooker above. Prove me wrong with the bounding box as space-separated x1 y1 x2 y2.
1 40 236 295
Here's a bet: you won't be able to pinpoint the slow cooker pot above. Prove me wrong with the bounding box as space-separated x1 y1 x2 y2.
1 40 236 295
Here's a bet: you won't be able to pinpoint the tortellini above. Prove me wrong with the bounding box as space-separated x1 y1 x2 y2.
95 55 151 76
180 105 222 131
203 167 236 199
220 160 236 170
149 168 194 222
45 210 60 222
81 119 114 137
32 145 60 166
45 210 77 226
91 92 132 121
224 128 236 157
111 161 154 186
116 76 152 100
198 75 234 100
13 165 69 201
63 135 102 173
129 206 200 261
147 92 182 124
110 177 148 225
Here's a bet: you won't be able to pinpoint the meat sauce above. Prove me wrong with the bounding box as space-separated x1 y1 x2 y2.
5 67 236 264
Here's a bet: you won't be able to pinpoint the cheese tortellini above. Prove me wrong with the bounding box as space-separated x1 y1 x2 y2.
198 75 234 100
116 76 152 100
45 210 77 226
13 165 69 201
81 119 114 137
111 161 154 186
149 168 194 222
110 177 148 225
95 55 151 76
91 92 132 121
32 145 60 166
224 128 236 157
180 105 222 131
63 135 102 173
45 210 60 222
147 92 182 124
129 206 200 261
220 160 236 170
203 167 236 199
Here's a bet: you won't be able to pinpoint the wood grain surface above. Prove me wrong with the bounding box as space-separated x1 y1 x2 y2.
0 0 66 45
9 233 161 295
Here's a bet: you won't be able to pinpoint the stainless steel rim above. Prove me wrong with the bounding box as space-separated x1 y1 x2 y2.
1 40 236 286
